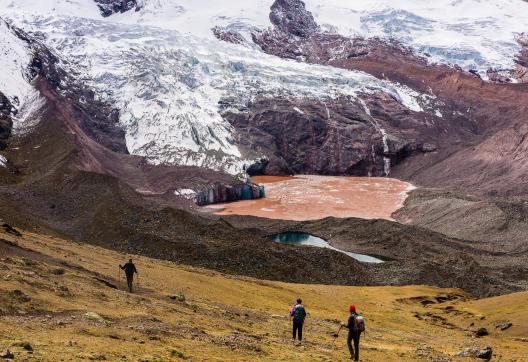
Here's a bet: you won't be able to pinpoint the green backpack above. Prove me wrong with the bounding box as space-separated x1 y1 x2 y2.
293 306 306 321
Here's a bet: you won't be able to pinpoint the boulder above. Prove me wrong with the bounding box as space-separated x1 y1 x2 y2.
2 223 22 237
84 312 105 323
456 346 492 361
475 327 488 337
476 347 493 360
496 322 512 331
1 349 14 359
12 289 31 302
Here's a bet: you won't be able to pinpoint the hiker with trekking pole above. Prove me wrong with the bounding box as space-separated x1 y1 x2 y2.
289 298 307 344
339 304 365 361
119 258 138 293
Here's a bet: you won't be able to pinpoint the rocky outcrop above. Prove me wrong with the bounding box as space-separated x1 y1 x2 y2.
225 93 447 176
512 33 528 83
212 27 245 45
269 0 319 37
94 0 142 17
245 158 269 176
0 91 14 150
456 346 492 360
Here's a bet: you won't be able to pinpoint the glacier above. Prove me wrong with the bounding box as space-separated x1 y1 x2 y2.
0 18 44 132
0 1 437 174
304 0 528 76
2 0 523 174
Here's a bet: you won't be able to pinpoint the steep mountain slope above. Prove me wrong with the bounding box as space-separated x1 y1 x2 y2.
250 0 528 196
2 229 528 361
0 0 447 177
1 0 527 191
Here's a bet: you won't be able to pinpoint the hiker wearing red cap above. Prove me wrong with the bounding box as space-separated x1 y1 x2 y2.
341 304 365 360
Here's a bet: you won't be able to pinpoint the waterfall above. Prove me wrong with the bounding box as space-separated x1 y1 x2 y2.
359 99 391 176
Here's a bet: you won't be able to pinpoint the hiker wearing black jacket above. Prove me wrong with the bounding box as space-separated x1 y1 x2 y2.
289 298 307 342
342 304 361 361
119 259 138 293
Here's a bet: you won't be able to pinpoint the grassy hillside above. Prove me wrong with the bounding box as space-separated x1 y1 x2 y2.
0 228 526 361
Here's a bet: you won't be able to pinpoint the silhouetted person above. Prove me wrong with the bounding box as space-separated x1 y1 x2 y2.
342 304 364 361
119 259 137 293
290 298 307 342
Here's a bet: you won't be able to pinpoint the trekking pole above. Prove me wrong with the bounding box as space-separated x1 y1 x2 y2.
332 325 343 346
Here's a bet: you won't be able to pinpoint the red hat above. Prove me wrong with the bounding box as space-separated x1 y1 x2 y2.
349 304 356 313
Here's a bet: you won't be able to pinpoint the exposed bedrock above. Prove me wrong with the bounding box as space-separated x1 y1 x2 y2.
269 0 320 37
245 0 528 196
513 33 528 83
0 91 14 150
225 94 464 176
94 0 142 17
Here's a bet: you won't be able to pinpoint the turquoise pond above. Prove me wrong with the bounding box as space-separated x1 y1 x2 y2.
268 232 384 263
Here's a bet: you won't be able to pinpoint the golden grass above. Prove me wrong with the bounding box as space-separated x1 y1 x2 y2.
0 230 527 361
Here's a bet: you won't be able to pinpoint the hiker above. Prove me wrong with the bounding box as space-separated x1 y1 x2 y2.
342 304 365 361
119 259 138 293
290 298 307 342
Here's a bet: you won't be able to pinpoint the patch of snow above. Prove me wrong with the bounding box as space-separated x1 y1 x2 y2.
0 154 6 167
174 188 196 199
305 0 528 77
435 109 443 118
11 89 45 133
293 106 304 115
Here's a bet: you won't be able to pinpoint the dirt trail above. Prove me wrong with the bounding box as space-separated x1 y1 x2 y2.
208 175 414 221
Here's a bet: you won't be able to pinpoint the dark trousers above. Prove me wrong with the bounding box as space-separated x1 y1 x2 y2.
126 275 134 293
292 320 304 341
347 332 360 361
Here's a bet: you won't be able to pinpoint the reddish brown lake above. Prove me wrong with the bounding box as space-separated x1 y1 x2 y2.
207 175 415 221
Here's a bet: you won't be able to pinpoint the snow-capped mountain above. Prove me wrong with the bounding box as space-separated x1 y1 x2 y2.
0 0 432 174
305 0 528 77
0 0 527 191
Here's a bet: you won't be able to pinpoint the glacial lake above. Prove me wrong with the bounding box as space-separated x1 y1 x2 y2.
208 175 415 221
268 232 384 263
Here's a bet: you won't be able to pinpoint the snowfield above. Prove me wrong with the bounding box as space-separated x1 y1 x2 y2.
0 0 526 173
0 18 44 131
305 0 528 76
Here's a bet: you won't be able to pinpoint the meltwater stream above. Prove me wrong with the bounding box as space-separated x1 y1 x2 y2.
268 232 384 263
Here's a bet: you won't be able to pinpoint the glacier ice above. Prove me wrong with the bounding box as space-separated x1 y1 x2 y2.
304 0 528 77
0 0 444 174
0 18 44 132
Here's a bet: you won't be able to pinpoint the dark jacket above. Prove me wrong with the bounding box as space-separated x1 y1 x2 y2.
345 312 359 334
121 262 137 276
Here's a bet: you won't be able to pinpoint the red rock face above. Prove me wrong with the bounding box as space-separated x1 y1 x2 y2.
234 0 528 196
